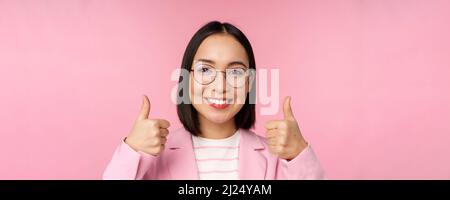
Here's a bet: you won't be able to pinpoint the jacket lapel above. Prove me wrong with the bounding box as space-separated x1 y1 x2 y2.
238 129 267 179
165 128 199 179
165 128 267 180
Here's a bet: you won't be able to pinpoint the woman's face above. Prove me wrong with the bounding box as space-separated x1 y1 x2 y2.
189 33 251 125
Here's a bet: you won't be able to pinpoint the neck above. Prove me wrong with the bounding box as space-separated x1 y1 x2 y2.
198 115 237 139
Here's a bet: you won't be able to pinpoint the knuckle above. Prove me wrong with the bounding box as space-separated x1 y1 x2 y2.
142 120 154 128
146 120 158 128
164 120 171 127
280 129 288 136
152 138 161 146
149 129 159 137
281 121 289 128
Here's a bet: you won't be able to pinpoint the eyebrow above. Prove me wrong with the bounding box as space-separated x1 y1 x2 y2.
195 58 248 68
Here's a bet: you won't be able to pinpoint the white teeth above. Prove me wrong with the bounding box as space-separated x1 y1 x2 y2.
206 98 231 105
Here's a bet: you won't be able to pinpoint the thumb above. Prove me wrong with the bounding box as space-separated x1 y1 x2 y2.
137 95 151 120
283 96 295 121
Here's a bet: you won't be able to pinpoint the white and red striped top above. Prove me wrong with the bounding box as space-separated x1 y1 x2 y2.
191 129 240 180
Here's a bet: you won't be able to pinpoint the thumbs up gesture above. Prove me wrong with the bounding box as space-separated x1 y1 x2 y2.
124 95 171 156
265 96 308 160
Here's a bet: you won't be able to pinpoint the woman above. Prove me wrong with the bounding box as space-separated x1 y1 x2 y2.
103 21 325 180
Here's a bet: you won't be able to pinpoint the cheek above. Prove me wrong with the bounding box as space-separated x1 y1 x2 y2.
234 82 249 104
189 75 205 104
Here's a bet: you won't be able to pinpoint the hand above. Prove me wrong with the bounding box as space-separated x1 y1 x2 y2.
265 96 308 160
125 95 170 156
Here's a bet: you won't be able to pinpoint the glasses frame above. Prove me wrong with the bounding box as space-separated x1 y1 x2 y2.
189 66 251 88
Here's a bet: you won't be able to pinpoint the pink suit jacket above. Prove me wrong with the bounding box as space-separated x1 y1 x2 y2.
103 128 325 180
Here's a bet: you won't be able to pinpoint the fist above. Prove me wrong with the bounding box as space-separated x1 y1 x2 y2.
265 96 308 161
125 95 170 156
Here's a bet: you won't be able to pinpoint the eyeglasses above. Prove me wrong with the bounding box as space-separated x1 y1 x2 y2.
190 64 251 88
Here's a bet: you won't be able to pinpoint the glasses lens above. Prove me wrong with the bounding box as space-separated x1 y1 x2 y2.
193 64 215 85
226 68 247 87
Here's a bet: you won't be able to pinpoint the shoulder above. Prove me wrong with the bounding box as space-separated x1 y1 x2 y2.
239 129 279 162
239 128 265 138
241 129 266 140
170 127 190 135
239 129 269 149
165 127 192 148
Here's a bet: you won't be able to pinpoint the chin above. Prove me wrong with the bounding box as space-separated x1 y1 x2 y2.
202 113 232 124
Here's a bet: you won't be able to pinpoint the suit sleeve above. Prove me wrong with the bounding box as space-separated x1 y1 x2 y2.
102 139 158 180
276 144 326 180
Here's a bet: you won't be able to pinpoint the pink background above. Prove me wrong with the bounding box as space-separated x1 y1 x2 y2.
1 0 449 179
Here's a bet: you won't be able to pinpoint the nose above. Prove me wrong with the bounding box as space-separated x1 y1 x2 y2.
212 71 227 93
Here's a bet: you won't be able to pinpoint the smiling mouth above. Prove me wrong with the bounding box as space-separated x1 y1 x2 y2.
204 97 233 105
204 97 233 109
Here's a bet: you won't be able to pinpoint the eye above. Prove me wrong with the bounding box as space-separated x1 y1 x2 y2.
201 67 211 73
194 64 214 75
228 68 245 76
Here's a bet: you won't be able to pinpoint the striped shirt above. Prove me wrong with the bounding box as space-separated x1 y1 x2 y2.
191 130 240 180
